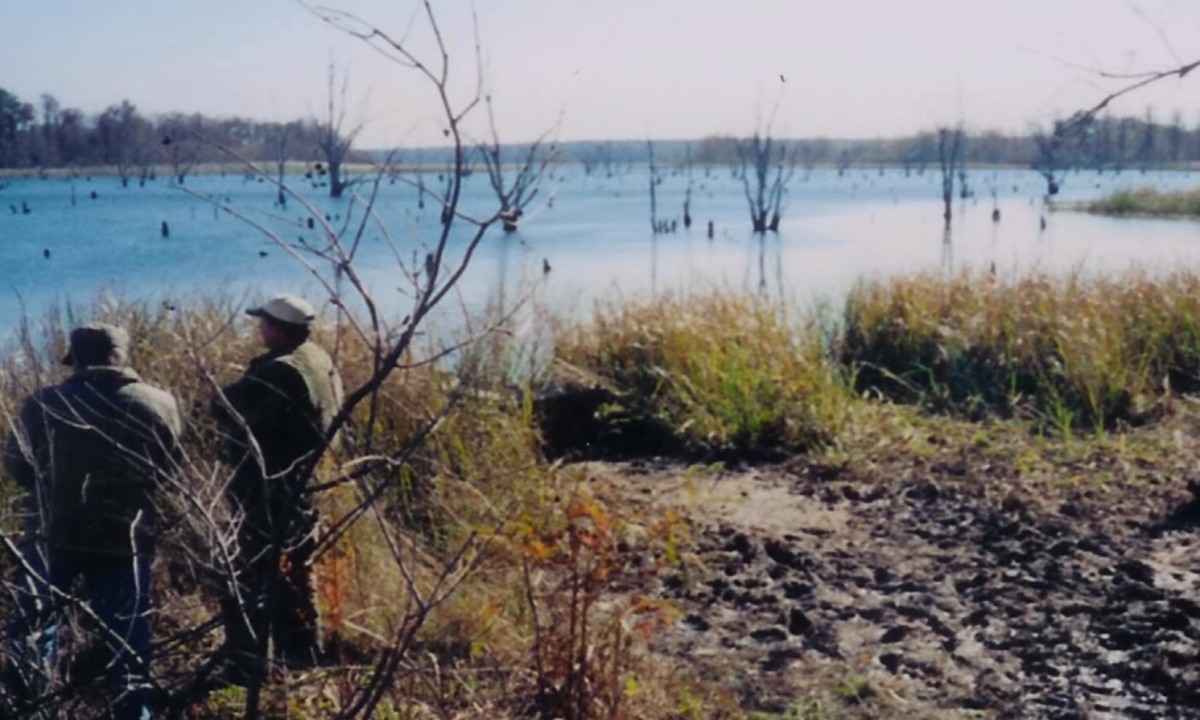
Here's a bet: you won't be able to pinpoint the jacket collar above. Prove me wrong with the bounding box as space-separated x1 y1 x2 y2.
250 340 306 367
69 366 141 386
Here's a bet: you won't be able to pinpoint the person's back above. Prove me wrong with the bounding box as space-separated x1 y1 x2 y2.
16 365 181 558
221 338 339 482
2 323 181 720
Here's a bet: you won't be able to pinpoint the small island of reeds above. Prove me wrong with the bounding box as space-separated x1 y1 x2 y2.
1079 186 1200 218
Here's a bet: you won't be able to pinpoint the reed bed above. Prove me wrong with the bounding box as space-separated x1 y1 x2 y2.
553 291 850 459
1082 187 1200 217
840 268 1200 431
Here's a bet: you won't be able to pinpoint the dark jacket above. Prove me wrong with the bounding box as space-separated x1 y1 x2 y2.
213 340 342 507
4 366 182 556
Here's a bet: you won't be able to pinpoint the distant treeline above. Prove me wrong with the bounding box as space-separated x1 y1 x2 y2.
559 113 1200 174
3 86 1200 181
0 88 352 186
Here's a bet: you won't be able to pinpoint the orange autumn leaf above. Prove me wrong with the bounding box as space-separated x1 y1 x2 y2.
525 538 555 561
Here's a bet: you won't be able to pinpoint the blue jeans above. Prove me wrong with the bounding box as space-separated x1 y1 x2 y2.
3 545 153 720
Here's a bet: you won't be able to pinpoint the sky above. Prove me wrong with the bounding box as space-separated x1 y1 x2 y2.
2 0 1199 148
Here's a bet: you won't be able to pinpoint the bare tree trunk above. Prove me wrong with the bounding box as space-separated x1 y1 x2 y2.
329 160 344 198
683 143 693 229
1033 122 1066 198
737 132 793 234
937 125 963 227
647 139 659 234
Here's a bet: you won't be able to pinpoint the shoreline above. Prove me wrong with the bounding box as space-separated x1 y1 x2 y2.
5 160 1200 182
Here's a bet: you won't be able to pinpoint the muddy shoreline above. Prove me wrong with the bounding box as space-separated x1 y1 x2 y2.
593 454 1200 719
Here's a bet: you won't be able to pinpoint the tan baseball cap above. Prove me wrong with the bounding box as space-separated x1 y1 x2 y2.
62 323 130 367
246 293 316 326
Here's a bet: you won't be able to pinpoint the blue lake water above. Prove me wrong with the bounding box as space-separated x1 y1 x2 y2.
1 166 1199 340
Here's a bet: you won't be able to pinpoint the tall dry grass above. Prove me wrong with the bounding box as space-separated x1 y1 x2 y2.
554 291 850 459
841 268 1200 431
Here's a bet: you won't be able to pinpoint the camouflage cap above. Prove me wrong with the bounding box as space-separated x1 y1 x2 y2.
62 323 130 367
246 293 316 326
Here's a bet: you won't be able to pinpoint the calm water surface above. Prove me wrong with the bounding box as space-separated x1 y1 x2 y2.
1 166 1199 339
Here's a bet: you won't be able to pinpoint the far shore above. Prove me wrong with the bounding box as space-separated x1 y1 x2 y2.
5 160 1199 183
0 161 385 181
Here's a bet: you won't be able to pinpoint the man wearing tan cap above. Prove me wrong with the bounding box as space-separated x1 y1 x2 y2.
2 323 182 720
212 293 343 681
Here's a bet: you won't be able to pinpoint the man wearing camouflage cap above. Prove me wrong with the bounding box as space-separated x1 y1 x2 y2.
2 323 182 720
212 293 343 680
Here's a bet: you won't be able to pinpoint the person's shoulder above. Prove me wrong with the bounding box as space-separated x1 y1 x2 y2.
296 340 333 362
120 380 182 425
254 352 312 394
14 382 78 429
278 341 336 374
124 380 178 406
23 382 68 410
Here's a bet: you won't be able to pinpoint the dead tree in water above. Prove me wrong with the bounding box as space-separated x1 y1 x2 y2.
265 121 299 207
1031 125 1062 198
314 62 364 198
647 139 660 233
479 95 555 232
682 143 693 228
438 161 455 225
936 125 963 227
736 132 793 233
161 113 201 184
576 141 615 177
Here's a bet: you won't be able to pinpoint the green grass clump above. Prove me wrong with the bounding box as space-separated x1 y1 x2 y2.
555 291 850 458
1082 187 1200 217
841 269 1200 431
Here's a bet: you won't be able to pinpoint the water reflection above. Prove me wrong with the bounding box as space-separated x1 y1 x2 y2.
941 226 954 275
650 231 659 296
745 232 786 300
495 231 513 311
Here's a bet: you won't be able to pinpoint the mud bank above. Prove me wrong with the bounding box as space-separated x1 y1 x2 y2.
598 458 1200 719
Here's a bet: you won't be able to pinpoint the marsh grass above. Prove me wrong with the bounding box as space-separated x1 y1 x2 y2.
841 268 1200 431
554 292 850 459
1081 187 1200 217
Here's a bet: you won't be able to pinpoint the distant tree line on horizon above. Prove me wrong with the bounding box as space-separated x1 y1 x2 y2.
0 87 368 193
3 86 1200 183
683 111 1200 174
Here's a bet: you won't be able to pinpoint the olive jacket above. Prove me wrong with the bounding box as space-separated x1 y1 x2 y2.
213 340 343 514
4 366 183 556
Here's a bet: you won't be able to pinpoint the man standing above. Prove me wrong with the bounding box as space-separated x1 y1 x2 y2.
3 323 182 720
212 293 342 679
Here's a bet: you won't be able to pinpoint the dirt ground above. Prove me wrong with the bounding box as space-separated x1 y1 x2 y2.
585 434 1200 719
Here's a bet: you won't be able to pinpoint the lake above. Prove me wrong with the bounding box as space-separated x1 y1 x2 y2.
1 165 1199 340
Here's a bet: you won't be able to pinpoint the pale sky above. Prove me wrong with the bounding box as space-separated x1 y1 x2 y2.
2 0 1199 148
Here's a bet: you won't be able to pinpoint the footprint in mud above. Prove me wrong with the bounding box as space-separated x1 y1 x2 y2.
750 627 788 644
